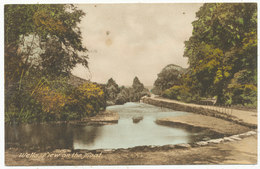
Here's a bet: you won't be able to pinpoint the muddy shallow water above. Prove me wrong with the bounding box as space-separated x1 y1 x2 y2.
5 102 219 151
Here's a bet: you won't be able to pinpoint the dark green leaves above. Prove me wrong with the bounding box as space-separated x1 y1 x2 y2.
183 3 257 105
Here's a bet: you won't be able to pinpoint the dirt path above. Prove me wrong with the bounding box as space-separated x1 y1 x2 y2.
215 135 257 164
158 97 257 125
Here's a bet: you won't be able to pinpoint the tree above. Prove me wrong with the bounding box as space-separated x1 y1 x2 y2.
4 4 90 121
130 77 150 101
152 64 185 95
184 3 257 105
105 78 120 101
5 4 87 87
115 86 130 105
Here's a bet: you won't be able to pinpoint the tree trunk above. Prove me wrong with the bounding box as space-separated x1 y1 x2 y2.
216 92 225 105
215 80 225 105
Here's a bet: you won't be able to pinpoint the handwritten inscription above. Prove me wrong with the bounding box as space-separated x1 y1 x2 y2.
18 152 102 159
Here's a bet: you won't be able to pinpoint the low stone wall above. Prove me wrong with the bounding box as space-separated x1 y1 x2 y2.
76 110 119 125
142 97 256 129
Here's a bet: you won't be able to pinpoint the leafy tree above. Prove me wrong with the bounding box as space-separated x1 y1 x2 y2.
132 77 145 92
129 77 150 102
4 5 97 122
104 77 150 105
105 78 120 101
5 4 87 81
152 64 185 95
184 3 257 105
115 86 130 104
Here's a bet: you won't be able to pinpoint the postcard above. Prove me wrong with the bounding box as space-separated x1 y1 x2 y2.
2 0 258 168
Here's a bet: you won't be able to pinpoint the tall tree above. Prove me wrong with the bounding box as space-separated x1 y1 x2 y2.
152 64 185 95
5 4 87 85
184 3 257 104
5 4 88 113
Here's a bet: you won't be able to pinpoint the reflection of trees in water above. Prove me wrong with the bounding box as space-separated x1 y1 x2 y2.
6 124 103 150
5 123 73 150
72 126 101 146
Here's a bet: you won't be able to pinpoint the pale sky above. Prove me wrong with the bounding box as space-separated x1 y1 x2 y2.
72 3 203 86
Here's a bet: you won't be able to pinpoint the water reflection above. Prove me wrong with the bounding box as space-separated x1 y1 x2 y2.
6 102 211 150
73 126 102 147
5 123 74 150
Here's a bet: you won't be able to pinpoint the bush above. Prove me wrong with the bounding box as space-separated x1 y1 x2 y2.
34 85 68 115
68 82 106 117
226 83 257 107
152 64 185 95
162 85 193 102
5 77 44 123
5 76 107 123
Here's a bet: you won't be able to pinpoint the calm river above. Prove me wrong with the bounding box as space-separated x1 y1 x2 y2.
6 102 214 150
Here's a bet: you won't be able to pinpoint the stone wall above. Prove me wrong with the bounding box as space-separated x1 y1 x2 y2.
141 97 256 129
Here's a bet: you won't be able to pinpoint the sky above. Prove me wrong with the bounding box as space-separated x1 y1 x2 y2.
72 3 203 86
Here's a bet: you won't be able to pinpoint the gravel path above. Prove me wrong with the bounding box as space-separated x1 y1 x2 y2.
151 97 257 126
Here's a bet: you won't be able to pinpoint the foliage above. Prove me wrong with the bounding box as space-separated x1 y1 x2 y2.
152 64 185 95
162 85 195 103
115 87 130 104
105 78 120 101
183 3 257 105
226 70 257 106
4 5 104 123
71 82 106 117
129 77 150 102
105 77 150 105
33 85 68 115
5 4 87 80
5 76 107 123
132 77 145 93
226 84 257 106
5 4 88 112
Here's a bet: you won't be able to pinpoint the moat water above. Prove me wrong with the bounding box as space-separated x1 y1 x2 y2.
6 102 215 150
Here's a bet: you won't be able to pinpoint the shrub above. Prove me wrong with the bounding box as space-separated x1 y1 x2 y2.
5 76 107 123
69 82 106 117
226 83 257 107
162 85 193 102
33 85 70 119
152 64 185 95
